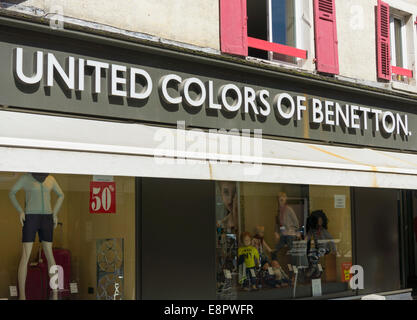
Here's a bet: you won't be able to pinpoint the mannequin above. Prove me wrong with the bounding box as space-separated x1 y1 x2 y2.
305 210 336 279
272 192 300 260
238 232 260 291
9 173 65 300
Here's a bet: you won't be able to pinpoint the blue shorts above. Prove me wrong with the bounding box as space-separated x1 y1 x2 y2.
22 214 54 243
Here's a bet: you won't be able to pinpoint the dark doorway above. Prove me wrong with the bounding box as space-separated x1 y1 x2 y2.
353 188 401 294
140 178 216 299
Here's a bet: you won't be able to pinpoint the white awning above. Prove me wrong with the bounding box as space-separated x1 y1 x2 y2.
0 110 416 189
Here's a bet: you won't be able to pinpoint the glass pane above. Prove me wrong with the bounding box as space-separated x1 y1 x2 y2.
413 191 417 276
271 0 296 64
216 181 239 299
216 181 352 299
394 18 403 68
247 0 269 60
309 186 353 290
0 172 135 300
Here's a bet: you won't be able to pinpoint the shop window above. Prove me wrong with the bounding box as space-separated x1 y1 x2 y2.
0 172 135 300
412 191 417 278
215 181 352 300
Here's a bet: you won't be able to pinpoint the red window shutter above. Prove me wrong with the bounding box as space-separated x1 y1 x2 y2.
313 0 339 75
376 0 391 81
220 0 248 56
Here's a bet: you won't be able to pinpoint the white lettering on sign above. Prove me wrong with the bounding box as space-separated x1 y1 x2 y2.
13 47 412 137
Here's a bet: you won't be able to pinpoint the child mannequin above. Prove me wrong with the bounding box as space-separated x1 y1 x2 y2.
238 232 260 291
271 260 290 288
260 262 281 288
252 226 272 265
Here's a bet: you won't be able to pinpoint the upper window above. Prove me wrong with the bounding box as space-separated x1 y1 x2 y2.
247 0 302 64
376 1 414 83
390 16 406 69
268 0 297 63
389 12 413 83
220 0 339 74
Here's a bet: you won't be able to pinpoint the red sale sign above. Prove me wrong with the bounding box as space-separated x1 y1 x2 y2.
341 262 352 283
90 181 116 214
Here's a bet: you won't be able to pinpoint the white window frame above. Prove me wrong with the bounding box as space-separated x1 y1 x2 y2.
266 0 305 64
390 14 408 69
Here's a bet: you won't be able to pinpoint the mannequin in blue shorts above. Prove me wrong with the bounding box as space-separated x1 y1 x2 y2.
9 173 65 300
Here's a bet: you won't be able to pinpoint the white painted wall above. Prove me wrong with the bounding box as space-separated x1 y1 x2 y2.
336 0 378 82
6 0 220 50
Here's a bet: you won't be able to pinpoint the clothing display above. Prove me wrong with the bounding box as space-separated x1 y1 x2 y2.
244 267 257 287
274 235 297 255
275 205 299 237
272 265 289 282
9 173 64 215
260 269 277 288
307 228 337 253
0 172 137 300
252 235 264 255
252 235 269 265
237 244 260 290
238 246 260 269
306 210 337 254
22 214 54 243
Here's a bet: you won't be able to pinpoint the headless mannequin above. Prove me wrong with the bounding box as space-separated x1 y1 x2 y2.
18 239 57 300
10 173 64 300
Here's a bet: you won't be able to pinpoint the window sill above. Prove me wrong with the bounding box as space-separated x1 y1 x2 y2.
245 56 308 74
391 81 417 94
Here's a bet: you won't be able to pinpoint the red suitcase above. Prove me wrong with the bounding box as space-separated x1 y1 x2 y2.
25 265 48 300
40 249 71 297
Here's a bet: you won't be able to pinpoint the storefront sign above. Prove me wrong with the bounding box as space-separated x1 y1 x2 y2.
1 26 416 151
90 181 116 214
12 47 411 137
